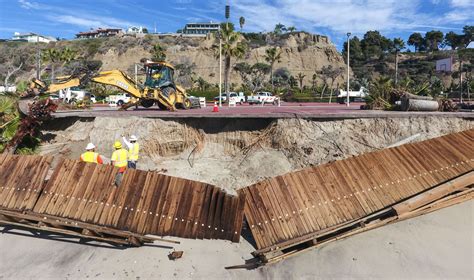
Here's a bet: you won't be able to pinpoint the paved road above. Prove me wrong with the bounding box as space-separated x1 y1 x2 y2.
52 102 474 119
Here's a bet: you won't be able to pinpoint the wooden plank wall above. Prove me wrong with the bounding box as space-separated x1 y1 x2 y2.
238 129 474 250
0 154 53 211
0 155 244 242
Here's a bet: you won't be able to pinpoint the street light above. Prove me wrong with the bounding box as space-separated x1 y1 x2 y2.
346 32 351 107
218 28 222 107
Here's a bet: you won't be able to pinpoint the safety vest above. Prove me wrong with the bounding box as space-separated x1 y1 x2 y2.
112 149 128 168
81 151 99 163
129 143 139 161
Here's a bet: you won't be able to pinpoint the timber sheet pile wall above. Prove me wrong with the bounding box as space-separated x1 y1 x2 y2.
238 130 474 250
0 155 244 242
0 154 53 211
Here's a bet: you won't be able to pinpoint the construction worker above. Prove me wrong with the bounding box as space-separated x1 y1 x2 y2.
122 134 139 169
111 141 128 186
80 143 103 164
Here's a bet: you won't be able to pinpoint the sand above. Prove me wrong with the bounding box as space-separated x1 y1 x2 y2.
1 200 472 279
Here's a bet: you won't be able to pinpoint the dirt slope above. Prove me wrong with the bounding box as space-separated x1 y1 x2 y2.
39 116 473 193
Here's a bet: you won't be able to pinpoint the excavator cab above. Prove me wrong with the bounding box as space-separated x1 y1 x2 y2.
144 62 175 89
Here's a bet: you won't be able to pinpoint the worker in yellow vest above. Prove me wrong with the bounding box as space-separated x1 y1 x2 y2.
122 134 139 169
111 141 128 186
80 143 103 164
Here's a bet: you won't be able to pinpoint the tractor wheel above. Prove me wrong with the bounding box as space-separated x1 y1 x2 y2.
161 87 177 105
181 98 192 110
140 99 155 108
157 102 168 110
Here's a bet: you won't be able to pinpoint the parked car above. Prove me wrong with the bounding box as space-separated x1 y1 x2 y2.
247 92 279 105
188 96 201 108
337 87 368 104
49 94 60 101
214 92 246 104
58 87 96 104
106 93 131 106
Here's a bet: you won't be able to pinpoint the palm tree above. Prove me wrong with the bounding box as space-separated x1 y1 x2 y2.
216 23 247 94
287 26 296 33
60 47 77 63
42 48 63 82
264 47 282 92
297 72 305 93
311 73 317 92
239 17 245 32
393 38 405 85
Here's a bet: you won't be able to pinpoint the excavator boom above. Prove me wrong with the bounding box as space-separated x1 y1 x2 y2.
25 61 192 111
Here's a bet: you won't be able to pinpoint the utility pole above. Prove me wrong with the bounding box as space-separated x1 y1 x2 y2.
218 28 222 107
36 35 40 79
460 61 463 104
225 1 230 107
135 63 138 84
346 32 351 107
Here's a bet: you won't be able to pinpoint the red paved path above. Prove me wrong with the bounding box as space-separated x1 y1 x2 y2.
53 102 474 119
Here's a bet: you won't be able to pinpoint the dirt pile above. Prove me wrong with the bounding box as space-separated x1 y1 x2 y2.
39 116 472 193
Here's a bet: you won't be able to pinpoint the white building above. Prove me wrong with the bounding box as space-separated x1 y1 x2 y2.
127 26 148 34
182 22 220 36
11 32 57 43
436 57 453 72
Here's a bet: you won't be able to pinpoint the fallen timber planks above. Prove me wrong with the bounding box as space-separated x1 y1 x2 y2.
237 129 474 266
1 129 473 264
0 154 244 245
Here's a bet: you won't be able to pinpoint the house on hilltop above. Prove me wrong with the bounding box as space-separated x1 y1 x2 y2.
11 32 57 43
75 28 123 39
181 22 220 36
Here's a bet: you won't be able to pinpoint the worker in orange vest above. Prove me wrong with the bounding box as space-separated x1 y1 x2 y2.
80 143 103 164
111 141 128 186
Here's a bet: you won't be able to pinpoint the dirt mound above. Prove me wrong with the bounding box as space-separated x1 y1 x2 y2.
39 116 473 193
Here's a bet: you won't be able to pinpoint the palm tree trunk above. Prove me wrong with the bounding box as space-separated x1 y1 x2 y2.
395 51 399 85
51 65 55 83
224 56 231 94
320 84 327 100
270 63 274 92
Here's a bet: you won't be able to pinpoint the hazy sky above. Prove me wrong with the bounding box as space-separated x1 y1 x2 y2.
0 0 472 49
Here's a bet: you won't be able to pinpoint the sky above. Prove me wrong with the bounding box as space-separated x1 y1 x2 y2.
0 0 472 49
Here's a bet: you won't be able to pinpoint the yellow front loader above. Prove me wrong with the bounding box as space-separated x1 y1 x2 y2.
26 61 192 111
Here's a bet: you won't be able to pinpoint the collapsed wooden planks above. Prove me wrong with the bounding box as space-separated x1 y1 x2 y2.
238 129 474 260
0 155 244 244
0 153 53 211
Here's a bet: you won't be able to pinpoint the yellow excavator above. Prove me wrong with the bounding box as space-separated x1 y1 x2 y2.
26 61 193 111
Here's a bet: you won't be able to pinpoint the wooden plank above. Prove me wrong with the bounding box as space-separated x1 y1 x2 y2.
393 171 473 215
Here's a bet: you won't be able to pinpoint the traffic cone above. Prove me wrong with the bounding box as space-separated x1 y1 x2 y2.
212 102 219 112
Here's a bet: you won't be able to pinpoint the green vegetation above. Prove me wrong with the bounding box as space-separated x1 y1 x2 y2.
0 96 20 152
151 43 167 61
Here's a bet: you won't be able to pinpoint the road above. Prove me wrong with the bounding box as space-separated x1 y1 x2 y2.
51 102 474 119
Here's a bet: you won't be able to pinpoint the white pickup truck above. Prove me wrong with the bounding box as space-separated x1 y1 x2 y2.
337 87 368 104
247 92 279 105
214 92 246 104
106 93 131 106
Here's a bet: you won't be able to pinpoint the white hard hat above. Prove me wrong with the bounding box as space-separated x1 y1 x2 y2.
85 143 96 150
130 135 138 141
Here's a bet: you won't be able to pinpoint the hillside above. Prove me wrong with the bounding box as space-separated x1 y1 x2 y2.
0 32 347 91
